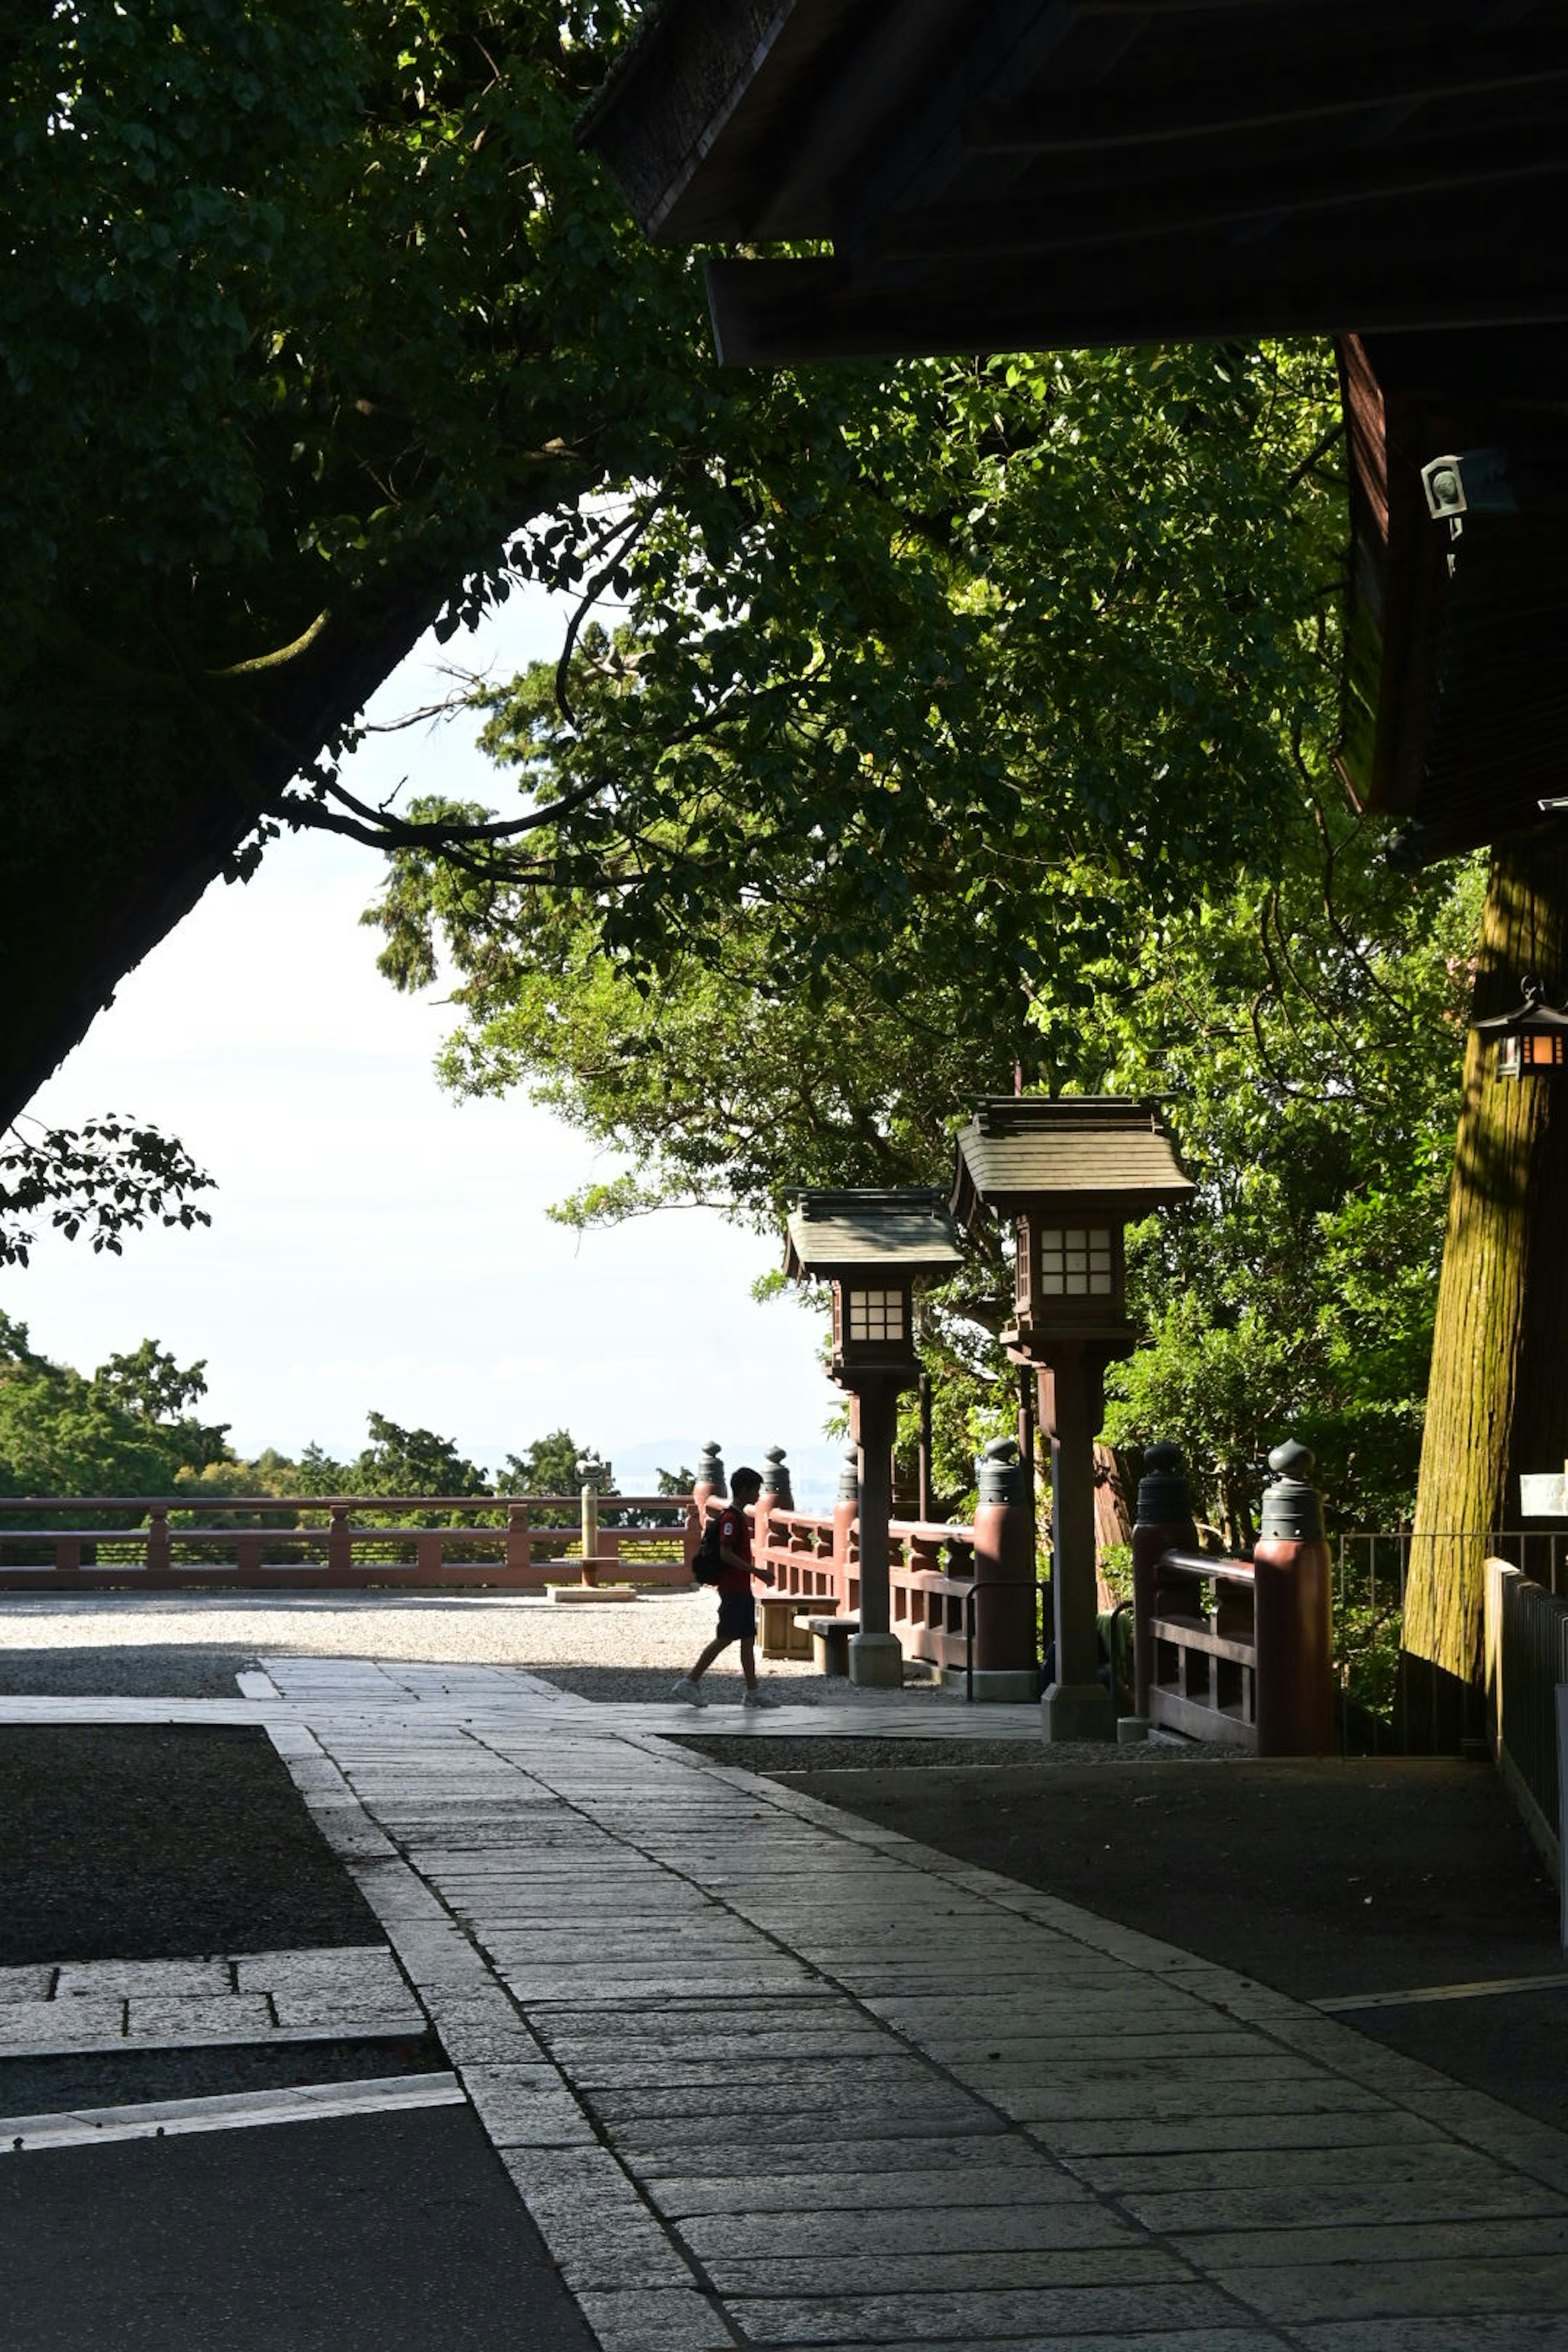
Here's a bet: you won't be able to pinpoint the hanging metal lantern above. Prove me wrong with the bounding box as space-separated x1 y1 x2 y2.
1472 978 1568 1079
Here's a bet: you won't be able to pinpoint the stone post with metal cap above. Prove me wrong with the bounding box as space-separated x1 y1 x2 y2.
755 1445 792 1586
1131 1442 1199 1718
1253 1439 1334 1756
969 1437 1039 1700
688 1441 725 1571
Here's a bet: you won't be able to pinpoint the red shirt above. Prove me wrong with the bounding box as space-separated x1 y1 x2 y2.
715 1503 753 1595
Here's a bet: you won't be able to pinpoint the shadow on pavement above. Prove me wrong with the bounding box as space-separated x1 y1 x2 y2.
762 1753 1568 2134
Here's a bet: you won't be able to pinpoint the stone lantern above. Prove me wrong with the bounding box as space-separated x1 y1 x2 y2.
784 1187 964 1685
1472 976 1568 1078
952 1097 1194 1740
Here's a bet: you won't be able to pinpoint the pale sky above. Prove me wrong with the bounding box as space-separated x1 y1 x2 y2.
6 592 844 1502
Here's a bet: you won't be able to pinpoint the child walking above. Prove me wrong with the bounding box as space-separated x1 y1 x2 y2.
671 1464 775 1707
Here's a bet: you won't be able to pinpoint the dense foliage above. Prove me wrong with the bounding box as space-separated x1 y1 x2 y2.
0 1318 229 1497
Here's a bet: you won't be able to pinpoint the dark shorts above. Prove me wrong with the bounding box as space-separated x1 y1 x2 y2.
716 1589 757 1642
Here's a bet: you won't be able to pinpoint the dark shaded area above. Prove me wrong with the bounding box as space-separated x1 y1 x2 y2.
763 1753 1568 2132
0 2034 444 2121
0 1644 261 1698
675 1733 1227 1771
0 2103 597 2351
0 1726 380 1964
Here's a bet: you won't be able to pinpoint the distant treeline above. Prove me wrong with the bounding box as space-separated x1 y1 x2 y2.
0 1315 690 1506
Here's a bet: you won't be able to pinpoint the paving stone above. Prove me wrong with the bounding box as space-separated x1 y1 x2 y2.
631 2133 1043 2180
1297 2321 1568 2350
585 2076 955 2124
560 2053 924 2091
530 2206 698 2292
603 2103 1007 2152
0 1966 53 2003
55 1958 231 1999
268 1989 422 2029
1218 2253 1568 2325
0 1996 124 2045
541 2026 891 2067
726 2280 1252 2342
651 2163 1081 2216
1050 2109 1448 2163
679 2202 1145 2260
1174 2215 1568 2270
1099 2139 1544 2199
572 2286 736 2350
786 2338 1286 2352
430 2019 553 2065
461 2068 598 2147
232 1946 397 1991
1004 2079 1389 2123
499 2145 644 2215
125 1993 274 2040
704 2247 1191 2296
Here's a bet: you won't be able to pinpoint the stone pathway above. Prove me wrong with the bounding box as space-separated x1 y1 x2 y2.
7 1660 1568 2348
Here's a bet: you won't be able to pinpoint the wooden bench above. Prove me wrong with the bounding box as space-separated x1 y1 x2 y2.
806 1615 860 1677
759 1592 815 1659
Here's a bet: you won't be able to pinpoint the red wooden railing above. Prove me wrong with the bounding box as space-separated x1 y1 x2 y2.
744 1494 982 1677
0 1495 698 1592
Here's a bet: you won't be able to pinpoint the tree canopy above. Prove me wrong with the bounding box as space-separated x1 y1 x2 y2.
365 339 1479 1539
0 1316 229 1496
6 0 712 1121
7 7 1352 1141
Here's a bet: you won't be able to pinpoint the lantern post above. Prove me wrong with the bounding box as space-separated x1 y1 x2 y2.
953 1097 1194 1742
784 1188 964 1687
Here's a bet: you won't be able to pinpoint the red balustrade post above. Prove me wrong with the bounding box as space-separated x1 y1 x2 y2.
831 1448 859 1614
145 1506 172 1589
327 1503 353 1582
1131 1443 1198 1718
1252 1440 1334 1756
967 1439 1038 1698
506 1503 532 1577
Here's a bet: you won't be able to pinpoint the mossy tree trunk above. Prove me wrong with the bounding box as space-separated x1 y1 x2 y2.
1407 842 1568 1699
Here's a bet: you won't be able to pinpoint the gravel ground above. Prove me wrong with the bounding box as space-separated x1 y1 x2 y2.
0 1724 381 1963
0 1589 949 1705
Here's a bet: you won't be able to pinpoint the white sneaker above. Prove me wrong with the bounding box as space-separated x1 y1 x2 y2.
742 1686 775 1708
670 1677 709 1707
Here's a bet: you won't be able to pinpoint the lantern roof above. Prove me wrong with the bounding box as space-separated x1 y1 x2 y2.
783 1187 964 1283
951 1098 1194 1225
1471 977 1568 1038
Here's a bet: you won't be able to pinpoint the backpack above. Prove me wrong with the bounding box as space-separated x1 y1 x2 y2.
691 1517 724 1584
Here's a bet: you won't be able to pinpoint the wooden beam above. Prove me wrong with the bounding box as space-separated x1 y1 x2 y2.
704 254 1568 365
880 140 1568 262
969 58 1568 152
